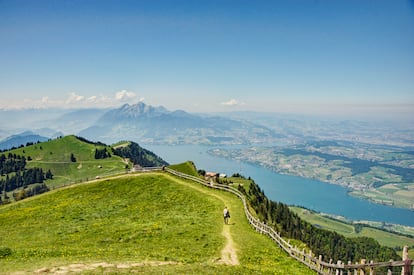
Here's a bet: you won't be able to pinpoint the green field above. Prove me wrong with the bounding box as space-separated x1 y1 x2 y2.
5 136 131 189
290 206 414 259
0 172 315 274
350 182 414 209
168 161 200 177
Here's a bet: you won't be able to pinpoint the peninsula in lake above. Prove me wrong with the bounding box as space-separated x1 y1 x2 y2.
209 140 414 209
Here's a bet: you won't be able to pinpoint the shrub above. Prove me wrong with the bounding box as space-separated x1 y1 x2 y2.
0 247 12 258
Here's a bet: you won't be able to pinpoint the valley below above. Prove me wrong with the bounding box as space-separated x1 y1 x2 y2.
2 105 414 231
208 141 414 210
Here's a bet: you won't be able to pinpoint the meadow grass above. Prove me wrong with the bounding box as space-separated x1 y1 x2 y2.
12 136 101 162
290 207 355 235
8 135 130 187
291 206 414 258
0 172 315 274
167 161 199 177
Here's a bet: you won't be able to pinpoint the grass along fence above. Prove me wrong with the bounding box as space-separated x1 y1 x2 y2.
164 167 413 275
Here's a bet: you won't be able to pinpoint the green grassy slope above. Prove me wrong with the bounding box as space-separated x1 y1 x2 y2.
290 206 414 258
7 135 130 187
0 172 315 274
168 161 199 177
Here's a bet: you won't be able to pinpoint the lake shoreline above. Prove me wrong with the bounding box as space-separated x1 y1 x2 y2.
145 144 414 227
207 146 414 210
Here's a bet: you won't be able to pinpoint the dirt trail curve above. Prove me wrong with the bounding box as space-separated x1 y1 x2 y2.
165 174 240 266
218 224 239 265
12 261 178 274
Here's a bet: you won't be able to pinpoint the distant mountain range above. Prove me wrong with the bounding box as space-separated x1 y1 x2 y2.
0 131 50 151
79 102 281 144
1 103 413 147
0 103 282 145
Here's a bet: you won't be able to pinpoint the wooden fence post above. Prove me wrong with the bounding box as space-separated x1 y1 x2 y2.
360 259 366 275
387 259 393 275
308 250 312 265
328 259 333 274
318 255 322 271
369 260 374 275
347 261 352 275
336 260 342 275
401 246 411 275
341 261 345 275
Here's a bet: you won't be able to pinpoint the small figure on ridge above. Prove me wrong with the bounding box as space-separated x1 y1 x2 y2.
223 206 230 224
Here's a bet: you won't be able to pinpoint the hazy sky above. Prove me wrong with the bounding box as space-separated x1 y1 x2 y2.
0 0 413 119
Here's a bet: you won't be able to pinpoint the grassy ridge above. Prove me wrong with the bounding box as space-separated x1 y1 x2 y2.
168 161 199 177
8 136 130 187
0 173 315 274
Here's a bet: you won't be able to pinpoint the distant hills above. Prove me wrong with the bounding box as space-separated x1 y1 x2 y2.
78 102 279 144
0 103 280 146
0 131 50 151
1 103 413 147
0 135 168 202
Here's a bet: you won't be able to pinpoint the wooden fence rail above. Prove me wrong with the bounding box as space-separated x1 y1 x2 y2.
163 167 413 275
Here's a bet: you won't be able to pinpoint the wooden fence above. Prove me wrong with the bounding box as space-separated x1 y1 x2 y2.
163 167 413 275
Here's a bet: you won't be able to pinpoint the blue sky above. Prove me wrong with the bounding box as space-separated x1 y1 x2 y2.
0 0 413 119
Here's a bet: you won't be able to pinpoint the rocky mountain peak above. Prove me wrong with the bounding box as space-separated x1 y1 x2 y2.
118 102 168 117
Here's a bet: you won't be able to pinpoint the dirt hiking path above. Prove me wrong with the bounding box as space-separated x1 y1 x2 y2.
166 174 240 266
218 224 239 265
19 261 177 274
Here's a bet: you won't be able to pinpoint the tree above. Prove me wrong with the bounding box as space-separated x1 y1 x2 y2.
112 142 168 167
198 169 206 176
94 148 111 159
45 169 53 180
70 153 76 162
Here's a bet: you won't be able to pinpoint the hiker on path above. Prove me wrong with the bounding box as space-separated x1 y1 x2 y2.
223 206 230 224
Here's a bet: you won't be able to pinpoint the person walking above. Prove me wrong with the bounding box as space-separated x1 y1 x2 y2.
223 206 230 224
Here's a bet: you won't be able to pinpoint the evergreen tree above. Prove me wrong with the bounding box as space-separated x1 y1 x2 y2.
112 142 168 167
94 148 111 159
45 169 53 180
70 153 76 162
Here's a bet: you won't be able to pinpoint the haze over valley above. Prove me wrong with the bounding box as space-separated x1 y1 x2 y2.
1 1 414 272
1 103 413 212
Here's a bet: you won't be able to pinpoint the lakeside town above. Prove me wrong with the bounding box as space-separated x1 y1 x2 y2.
208 140 414 210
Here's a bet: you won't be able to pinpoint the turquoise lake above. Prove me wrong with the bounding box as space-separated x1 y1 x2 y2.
145 144 414 227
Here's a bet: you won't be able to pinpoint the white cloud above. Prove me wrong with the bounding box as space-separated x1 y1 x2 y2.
84 95 111 105
86 95 97 102
65 92 85 104
221 99 246 107
0 90 144 109
115 90 137 102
